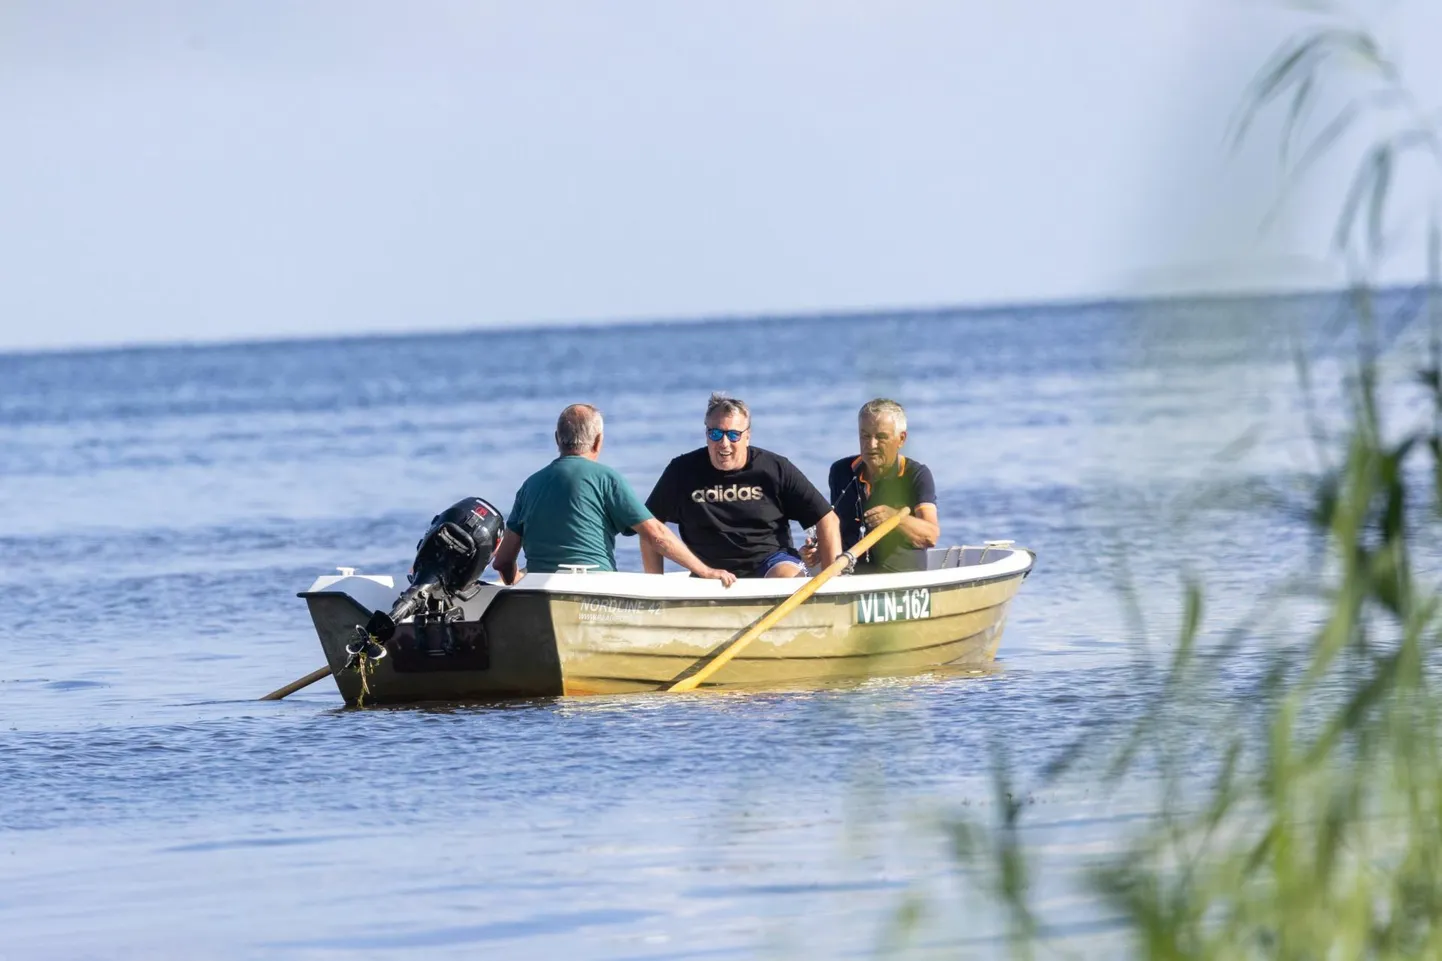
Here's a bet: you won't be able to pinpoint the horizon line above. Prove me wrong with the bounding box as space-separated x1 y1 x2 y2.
0 280 1422 361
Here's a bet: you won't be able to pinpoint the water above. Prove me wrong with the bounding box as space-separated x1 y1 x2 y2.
0 293 1397 958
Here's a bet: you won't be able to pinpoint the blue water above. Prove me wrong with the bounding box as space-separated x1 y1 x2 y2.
0 294 1379 958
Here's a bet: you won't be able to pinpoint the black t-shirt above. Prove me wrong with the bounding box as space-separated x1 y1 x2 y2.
828 455 937 572
646 447 832 576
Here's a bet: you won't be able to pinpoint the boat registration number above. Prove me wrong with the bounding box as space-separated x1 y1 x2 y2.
856 589 931 624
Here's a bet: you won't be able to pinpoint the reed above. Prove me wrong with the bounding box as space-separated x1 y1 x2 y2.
920 4 1442 957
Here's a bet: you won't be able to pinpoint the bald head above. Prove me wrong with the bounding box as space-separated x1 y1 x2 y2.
555 404 604 456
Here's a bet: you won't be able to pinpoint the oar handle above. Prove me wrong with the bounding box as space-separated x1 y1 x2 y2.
667 507 912 692
260 665 333 701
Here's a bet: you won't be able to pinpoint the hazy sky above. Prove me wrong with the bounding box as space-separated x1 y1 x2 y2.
1 1 1437 351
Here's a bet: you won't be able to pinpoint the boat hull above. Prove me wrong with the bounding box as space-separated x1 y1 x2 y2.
304 588 566 704
300 547 1033 705
549 574 1020 695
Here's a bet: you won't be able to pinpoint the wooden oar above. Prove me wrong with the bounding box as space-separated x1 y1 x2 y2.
667 507 911 693
260 665 332 701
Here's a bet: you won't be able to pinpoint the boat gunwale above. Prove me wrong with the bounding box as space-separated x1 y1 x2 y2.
501 547 1035 602
296 565 1028 606
298 548 1034 607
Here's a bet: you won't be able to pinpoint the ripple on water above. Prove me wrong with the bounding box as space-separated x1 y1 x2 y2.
0 297 1347 957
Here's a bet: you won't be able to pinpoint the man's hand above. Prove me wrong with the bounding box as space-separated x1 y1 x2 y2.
799 536 821 568
863 504 899 528
862 504 940 549
491 529 524 585
698 566 737 587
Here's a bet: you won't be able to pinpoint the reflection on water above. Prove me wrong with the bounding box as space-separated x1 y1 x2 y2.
0 294 1366 957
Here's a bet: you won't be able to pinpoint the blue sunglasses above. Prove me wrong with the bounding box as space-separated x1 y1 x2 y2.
706 427 747 443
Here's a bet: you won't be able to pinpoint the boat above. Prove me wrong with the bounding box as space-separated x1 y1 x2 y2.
297 542 1035 705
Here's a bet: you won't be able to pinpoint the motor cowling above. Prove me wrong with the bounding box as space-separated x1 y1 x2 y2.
364 497 505 642
408 497 506 593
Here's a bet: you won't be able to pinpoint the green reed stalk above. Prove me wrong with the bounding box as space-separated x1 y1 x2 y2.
915 4 1442 957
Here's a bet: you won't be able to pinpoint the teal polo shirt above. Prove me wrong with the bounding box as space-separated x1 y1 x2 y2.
508 456 653 573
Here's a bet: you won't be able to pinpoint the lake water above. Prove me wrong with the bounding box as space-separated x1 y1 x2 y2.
0 293 1405 958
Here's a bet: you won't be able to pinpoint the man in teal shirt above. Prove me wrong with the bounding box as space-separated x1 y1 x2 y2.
491 404 735 586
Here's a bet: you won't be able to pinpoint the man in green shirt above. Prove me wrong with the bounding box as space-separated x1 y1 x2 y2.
491 404 735 586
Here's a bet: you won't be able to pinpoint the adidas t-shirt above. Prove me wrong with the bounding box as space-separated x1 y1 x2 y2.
645 447 831 576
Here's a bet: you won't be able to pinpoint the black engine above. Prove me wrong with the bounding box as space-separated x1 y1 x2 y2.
363 497 505 643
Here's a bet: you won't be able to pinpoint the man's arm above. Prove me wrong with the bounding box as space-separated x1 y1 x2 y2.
812 511 841 569
781 456 841 571
637 462 678 576
634 519 736 587
860 464 940 548
636 462 674 578
905 504 941 547
639 529 666 575
490 529 524 585
861 503 941 548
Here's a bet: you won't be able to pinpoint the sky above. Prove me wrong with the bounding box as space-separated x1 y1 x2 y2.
1 0 1438 352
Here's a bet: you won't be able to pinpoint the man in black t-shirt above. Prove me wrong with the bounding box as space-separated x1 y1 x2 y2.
641 394 842 578
805 398 941 573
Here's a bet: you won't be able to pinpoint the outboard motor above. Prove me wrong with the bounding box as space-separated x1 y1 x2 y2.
362 497 505 643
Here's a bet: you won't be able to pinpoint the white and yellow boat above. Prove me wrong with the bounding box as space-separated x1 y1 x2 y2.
298 543 1035 705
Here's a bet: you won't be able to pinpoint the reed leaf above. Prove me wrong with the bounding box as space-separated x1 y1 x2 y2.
923 7 1442 957
1280 75 1315 165
1289 100 1361 182
1334 143 1389 253
1229 29 1359 149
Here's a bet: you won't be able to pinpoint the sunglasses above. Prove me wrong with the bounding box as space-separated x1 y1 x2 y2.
705 427 747 443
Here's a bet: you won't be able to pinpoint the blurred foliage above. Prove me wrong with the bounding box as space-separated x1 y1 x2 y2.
913 4 1442 958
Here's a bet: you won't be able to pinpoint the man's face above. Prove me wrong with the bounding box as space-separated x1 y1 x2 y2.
705 411 750 471
858 413 905 473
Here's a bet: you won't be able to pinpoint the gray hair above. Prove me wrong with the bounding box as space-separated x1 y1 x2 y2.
858 398 907 433
555 403 604 453
705 392 750 425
